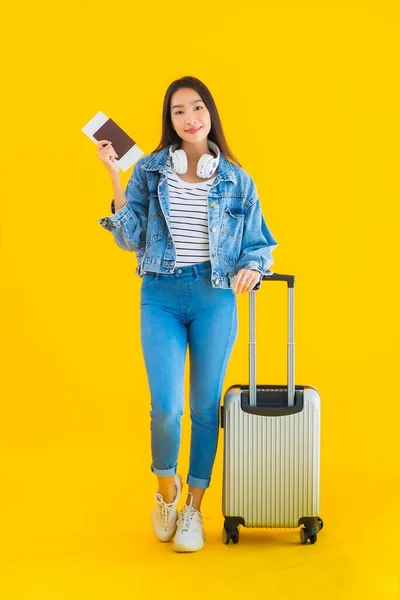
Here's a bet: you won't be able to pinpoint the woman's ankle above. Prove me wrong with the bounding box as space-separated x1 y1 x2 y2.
185 490 204 512
157 475 177 503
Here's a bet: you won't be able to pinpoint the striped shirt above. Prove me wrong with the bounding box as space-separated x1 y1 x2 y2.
166 154 216 267
110 155 216 267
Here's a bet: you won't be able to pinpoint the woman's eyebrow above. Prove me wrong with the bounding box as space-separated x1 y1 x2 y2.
172 99 203 109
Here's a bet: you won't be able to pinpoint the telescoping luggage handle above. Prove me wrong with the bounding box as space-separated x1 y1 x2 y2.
249 273 295 408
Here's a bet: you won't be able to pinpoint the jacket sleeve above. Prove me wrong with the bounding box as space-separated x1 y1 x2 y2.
98 157 149 252
234 179 278 291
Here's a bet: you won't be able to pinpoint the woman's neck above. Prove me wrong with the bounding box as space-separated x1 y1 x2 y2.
179 140 215 163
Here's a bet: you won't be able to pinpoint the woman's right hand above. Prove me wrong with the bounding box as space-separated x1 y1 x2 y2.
97 140 120 175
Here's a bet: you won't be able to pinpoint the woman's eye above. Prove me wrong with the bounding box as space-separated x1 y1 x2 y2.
174 106 203 115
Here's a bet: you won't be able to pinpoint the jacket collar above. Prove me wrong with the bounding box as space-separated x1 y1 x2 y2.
140 145 237 185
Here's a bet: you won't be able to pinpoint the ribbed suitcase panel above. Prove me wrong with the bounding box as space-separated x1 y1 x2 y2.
222 387 320 529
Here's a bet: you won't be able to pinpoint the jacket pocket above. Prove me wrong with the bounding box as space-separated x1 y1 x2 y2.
222 207 245 237
218 208 245 266
145 231 163 250
146 197 165 244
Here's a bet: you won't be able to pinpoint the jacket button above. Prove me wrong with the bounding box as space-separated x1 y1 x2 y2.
211 253 216 257
210 201 216 207
212 227 217 232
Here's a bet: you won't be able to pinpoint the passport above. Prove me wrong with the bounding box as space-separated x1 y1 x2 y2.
82 110 144 172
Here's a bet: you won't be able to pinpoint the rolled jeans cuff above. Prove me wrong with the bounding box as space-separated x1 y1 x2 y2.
187 474 210 489
151 464 177 477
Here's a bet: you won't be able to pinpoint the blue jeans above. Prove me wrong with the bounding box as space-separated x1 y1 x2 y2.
140 260 238 489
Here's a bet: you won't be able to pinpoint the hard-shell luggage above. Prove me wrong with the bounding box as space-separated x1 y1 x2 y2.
221 273 324 545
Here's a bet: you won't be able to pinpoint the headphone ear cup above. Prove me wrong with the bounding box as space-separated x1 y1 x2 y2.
171 148 188 174
197 154 219 178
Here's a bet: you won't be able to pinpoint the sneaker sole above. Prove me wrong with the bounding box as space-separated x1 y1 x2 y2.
173 534 205 552
154 531 176 543
173 541 204 552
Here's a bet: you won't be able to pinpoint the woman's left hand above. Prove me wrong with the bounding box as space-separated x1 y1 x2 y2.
231 269 260 294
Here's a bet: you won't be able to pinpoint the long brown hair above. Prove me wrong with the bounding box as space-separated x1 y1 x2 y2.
150 75 242 168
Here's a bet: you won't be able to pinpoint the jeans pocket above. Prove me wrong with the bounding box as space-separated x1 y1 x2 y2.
141 272 160 289
198 269 212 283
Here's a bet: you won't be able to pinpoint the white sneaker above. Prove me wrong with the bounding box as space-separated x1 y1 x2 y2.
151 474 182 542
173 492 206 553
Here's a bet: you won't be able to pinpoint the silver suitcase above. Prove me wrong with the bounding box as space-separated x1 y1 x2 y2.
221 273 324 545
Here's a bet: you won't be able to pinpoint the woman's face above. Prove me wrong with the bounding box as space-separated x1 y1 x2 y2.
170 87 211 143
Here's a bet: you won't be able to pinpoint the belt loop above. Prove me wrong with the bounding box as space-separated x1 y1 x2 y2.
192 265 199 280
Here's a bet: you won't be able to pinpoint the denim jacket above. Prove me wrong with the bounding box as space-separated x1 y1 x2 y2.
98 146 278 291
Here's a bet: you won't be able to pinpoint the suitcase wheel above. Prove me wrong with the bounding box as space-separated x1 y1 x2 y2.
299 516 323 544
222 527 239 544
300 526 320 544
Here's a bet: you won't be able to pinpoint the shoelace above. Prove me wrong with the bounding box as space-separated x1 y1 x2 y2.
177 506 197 532
176 492 208 532
155 492 176 526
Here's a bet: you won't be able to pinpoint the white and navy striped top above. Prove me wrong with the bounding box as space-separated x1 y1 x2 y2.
166 154 216 267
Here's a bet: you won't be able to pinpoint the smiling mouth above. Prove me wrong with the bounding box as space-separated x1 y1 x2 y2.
185 127 202 133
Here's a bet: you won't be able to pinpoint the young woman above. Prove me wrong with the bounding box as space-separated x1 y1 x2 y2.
97 76 278 552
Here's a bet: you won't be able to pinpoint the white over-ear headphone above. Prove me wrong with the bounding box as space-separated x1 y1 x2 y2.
169 140 220 178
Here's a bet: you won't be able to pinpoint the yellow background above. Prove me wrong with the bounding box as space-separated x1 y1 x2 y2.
1 1 399 598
